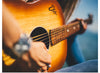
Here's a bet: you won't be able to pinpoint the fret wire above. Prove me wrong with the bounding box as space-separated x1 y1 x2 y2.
31 22 80 46
51 23 80 38
52 26 66 44
46 24 80 46
32 32 48 39
51 23 80 45
51 23 80 39
32 26 66 42
31 21 80 40
33 27 66 41
49 23 79 44
33 27 66 44
54 28 66 44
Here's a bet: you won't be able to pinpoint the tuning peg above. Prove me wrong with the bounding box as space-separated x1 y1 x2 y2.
84 14 93 24
88 14 93 19
88 14 93 24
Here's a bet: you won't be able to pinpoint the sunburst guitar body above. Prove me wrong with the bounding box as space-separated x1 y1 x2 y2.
3 0 67 72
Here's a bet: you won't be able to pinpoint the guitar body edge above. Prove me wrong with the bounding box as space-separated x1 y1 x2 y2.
3 0 67 72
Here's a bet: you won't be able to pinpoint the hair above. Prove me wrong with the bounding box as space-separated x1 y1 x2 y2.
27 0 78 22
57 0 79 22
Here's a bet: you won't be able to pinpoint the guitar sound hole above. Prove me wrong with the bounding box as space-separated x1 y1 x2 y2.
30 27 49 49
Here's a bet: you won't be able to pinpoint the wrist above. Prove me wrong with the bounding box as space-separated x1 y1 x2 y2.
12 33 32 58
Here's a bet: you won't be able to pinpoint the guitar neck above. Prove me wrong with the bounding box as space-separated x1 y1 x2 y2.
49 14 93 46
49 21 81 46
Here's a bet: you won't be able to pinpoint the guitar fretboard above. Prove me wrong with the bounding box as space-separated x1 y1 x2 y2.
49 21 81 46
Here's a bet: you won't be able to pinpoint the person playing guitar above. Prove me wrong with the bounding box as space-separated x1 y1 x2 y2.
2 0 98 72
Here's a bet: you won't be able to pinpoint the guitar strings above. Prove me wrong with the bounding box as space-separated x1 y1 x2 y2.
32 33 48 39
32 24 79 41
32 32 65 46
33 34 67 47
32 26 66 39
32 28 67 46
43 27 80 46
32 23 79 40
33 30 65 42
31 28 64 40
31 24 80 46
32 27 66 42
33 34 48 41
32 26 79 46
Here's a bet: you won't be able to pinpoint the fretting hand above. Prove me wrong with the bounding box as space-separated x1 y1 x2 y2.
69 18 87 34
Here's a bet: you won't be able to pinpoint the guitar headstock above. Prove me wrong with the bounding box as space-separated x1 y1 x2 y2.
84 14 93 24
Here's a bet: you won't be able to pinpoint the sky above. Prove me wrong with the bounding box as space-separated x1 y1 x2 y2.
68 0 98 33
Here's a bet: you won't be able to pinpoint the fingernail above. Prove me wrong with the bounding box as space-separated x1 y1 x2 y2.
47 64 51 70
48 64 51 68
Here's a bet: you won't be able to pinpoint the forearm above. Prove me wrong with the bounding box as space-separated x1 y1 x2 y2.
2 2 22 49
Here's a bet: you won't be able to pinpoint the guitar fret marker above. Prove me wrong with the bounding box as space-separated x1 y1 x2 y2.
73 26 76 29
67 29 69 32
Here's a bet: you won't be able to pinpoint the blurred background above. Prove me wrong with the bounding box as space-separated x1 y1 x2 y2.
63 0 98 67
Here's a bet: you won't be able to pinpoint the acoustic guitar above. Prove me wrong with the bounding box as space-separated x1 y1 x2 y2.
2 0 92 72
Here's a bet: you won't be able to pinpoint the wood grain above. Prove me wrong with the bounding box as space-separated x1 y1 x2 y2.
3 0 67 72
